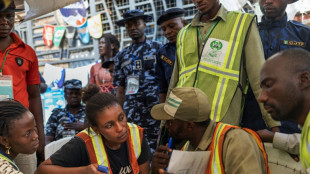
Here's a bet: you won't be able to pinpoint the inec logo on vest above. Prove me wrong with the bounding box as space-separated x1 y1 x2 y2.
201 38 229 68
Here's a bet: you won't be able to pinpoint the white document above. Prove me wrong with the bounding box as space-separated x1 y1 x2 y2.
167 150 211 174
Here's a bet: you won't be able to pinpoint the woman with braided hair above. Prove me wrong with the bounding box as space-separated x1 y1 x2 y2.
0 100 39 174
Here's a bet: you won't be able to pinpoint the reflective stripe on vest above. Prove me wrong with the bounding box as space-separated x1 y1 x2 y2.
300 111 310 169
206 123 270 174
176 12 254 122
180 123 270 174
76 123 143 174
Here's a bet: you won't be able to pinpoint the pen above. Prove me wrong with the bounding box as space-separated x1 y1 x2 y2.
165 138 173 171
98 165 109 174
167 137 173 156
168 137 173 148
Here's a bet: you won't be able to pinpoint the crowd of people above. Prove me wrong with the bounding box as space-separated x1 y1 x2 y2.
0 0 310 173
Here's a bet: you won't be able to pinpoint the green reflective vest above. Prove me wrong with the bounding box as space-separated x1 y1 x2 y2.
176 12 255 122
301 111 310 170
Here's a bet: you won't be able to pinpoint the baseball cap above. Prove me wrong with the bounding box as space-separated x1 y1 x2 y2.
64 79 82 89
151 87 211 122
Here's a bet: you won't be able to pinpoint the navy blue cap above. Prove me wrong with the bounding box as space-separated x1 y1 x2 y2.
157 8 185 25
64 79 82 89
116 9 152 27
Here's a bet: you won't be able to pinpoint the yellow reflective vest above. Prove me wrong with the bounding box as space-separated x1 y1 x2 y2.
182 122 270 174
176 12 255 122
301 111 310 170
77 123 143 174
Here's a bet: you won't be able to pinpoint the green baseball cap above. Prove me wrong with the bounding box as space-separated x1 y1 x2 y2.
151 87 211 122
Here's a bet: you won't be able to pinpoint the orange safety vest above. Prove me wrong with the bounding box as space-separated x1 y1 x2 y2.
77 123 144 174
182 122 270 174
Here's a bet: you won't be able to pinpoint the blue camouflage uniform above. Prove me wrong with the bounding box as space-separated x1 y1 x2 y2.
113 40 162 153
155 43 176 94
242 13 310 133
45 105 86 140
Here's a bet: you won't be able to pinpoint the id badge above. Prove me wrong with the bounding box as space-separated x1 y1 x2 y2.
0 75 13 100
126 75 139 95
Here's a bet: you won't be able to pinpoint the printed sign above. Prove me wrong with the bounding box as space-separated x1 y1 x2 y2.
65 26 76 47
77 21 90 44
43 25 55 46
88 13 103 39
53 26 66 47
59 0 87 27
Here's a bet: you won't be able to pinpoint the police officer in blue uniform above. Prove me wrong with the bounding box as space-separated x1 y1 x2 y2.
113 10 162 153
155 8 187 103
242 0 310 133
45 79 86 144
155 8 188 146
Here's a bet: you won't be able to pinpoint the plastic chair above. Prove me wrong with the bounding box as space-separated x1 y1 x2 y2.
44 137 72 160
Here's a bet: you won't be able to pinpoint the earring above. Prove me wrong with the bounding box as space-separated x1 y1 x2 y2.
5 145 11 155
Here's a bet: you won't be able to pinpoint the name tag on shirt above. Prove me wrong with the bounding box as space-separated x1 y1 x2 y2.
143 55 156 60
0 75 13 100
282 40 306 47
161 55 173 66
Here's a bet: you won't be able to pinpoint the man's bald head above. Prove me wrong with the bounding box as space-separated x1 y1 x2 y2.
267 48 310 75
259 48 310 124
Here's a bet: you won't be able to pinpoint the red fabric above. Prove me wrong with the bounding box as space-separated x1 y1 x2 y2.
0 32 40 108
43 25 54 46
89 63 113 87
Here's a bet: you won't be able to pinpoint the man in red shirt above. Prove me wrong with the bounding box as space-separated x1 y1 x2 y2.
0 2 44 173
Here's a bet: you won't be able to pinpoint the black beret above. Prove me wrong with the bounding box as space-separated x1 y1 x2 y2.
157 8 185 25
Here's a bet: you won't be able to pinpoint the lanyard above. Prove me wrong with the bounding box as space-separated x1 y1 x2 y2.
193 19 220 87
0 49 10 76
131 55 139 75
68 111 75 123
197 19 220 46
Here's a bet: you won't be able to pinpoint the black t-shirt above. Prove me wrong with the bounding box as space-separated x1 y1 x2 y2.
50 135 150 173
105 142 132 174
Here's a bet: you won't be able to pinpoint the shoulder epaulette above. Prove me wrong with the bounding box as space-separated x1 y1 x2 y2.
288 20 310 31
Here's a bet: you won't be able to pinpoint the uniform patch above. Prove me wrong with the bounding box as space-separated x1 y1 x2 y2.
283 40 306 47
161 55 173 66
15 57 23 66
133 60 142 70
